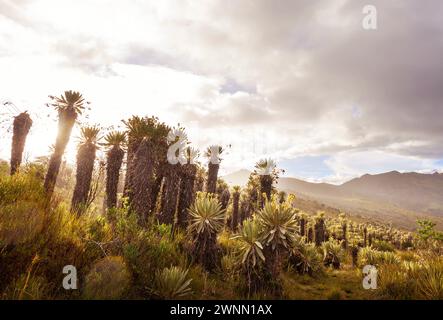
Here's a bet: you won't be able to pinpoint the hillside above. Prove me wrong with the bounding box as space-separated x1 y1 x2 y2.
223 170 443 230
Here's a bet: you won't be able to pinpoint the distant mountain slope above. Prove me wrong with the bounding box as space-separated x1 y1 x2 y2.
222 170 443 230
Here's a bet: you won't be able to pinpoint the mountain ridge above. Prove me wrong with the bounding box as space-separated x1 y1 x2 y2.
222 169 443 230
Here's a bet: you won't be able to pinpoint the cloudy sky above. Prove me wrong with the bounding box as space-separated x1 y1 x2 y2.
1 0 442 183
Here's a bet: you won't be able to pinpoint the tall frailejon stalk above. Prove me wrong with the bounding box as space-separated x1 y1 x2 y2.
177 147 199 229
299 212 307 240
194 167 205 193
128 117 170 224
230 186 241 231
103 131 126 210
314 212 326 247
121 116 147 202
342 220 348 249
71 126 101 215
130 137 156 225
218 185 231 211
307 226 314 243
158 162 181 225
149 127 171 214
10 112 33 175
205 145 223 194
122 116 169 211
158 127 188 225
363 226 368 247
254 158 279 208
44 91 86 199
239 198 251 225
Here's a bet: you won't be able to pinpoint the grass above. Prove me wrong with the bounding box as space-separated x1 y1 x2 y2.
281 267 375 300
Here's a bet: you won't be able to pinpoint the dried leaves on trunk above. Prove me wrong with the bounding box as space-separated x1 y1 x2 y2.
10 112 33 175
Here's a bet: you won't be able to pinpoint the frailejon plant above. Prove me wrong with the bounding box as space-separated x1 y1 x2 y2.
154 266 193 299
205 146 223 194
322 238 344 269
254 158 278 208
231 218 265 296
44 91 86 199
187 193 225 270
176 147 199 229
103 131 126 210
290 237 323 276
256 197 298 278
71 125 101 215
314 212 326 247
159 127 188 225
230 186 241 231
10 112 33 175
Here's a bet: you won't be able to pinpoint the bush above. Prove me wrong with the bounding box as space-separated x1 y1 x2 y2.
358 247 399 267
372 240 395 252
83 256 131 299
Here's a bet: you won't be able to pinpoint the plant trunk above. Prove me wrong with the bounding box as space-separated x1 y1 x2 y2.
176 163 197 229
194 172 205 193
231 191 240 230
219 189 230 211
71 143 97 215
351 246 359 268
314 219 326 246
342 223 348 249
259 174 272 208
240 200 251 224
150 172 164 214
149 140 169 214
193 231 219 271
44 109 77 199
158 163 181 225
264 245 284 280
129 138 156 225
363 227 368 247
10 112 33 175
300 218 306 239
206 163 219 194
307 227 314 243
105 146 124 210
122 138 142 203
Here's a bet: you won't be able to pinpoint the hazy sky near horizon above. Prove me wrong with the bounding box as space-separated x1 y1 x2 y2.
1 0 442 183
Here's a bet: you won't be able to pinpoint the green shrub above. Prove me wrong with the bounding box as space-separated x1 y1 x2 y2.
83 256 131 299
372 240 395 252
358 247 399 267
0 173 45 206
